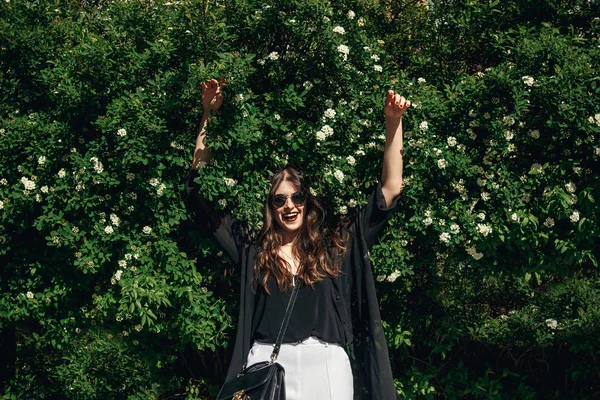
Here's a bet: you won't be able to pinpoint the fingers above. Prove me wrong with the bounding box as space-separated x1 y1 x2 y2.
201 78 226 94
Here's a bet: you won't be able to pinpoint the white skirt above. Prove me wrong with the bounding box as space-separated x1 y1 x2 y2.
246 336 354 400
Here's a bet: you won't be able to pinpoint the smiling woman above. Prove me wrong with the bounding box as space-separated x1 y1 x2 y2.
185 78 409 400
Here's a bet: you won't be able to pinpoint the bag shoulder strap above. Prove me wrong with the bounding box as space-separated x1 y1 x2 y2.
270 276 300 362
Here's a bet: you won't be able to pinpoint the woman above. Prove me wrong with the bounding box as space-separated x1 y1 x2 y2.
186 78 409 399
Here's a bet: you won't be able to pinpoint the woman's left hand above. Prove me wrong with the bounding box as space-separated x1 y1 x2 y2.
384 90 410 120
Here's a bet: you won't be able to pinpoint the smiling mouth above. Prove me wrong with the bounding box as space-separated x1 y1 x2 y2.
283 212 299 222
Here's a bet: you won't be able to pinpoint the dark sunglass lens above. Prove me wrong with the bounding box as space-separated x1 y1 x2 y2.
292 192 306 205
272 195 286 208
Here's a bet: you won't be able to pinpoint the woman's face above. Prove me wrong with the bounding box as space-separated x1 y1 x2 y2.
272 179 305 235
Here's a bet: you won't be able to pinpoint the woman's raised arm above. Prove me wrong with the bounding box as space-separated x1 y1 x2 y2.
380 90 410 206
191 77 226 169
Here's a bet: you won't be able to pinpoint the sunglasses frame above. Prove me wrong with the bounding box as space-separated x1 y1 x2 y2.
271 191 307 208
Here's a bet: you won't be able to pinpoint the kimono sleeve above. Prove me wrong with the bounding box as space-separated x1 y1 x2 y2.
184 169 244 262
351 181 401 249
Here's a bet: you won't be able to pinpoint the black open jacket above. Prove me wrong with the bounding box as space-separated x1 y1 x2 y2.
186 169 400 399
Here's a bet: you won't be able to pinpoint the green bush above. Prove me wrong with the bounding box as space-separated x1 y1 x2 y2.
1 0 599 398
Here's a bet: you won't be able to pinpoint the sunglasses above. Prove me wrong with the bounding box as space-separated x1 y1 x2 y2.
272 191 307 208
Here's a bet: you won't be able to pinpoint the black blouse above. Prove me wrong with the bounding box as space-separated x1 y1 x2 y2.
252 274 343 344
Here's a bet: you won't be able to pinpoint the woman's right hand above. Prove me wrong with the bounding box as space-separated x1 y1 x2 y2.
201 77 226 114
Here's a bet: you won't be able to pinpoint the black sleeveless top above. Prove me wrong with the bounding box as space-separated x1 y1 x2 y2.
252 273 344 344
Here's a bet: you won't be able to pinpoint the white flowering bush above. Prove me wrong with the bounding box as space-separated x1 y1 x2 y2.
1 0 599 398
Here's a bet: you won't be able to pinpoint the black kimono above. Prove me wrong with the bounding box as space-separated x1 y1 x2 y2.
185 170 399 399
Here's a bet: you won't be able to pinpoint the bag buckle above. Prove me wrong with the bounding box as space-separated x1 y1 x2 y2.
232 390 249 400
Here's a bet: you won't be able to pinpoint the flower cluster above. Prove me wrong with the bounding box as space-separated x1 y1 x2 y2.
20 177 36 191
90 157 104 174
316 125 334 141
337 44 349 61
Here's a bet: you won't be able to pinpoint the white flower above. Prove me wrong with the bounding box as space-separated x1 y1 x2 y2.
149 178 160 187
373 65 382 72
570 211 580 223
543 217 555 228
347 10 355 20
118 260 127 268
26 291 34 299
110 213 120 226
267 51 279 60
511 213 520 222
115 270 123 281
545 318 558 329
337 44 349 61
447 136 457 147
530 163 543 174
142 226 152 234
522 76 535 86
218 199 226 208
370 54 380 62
21 177 36 190
117 128 127 137
417 77 426 84
41 186 49 193
0 200 4 209
530 129 540 139
234 93 244 103
38 156 46 165
376 275 386 282
339 206 348 215
104 226 114 234
333 170 345 183
423 217 433 226
481 192 491 201
323 16 330 23
0 178 7 185
316 131 327 141
439 232 451 243
450 224 460 234
324 108 336 119
58 169 66 178
333 26 346 34
157 183 166 197
477 212 486 221
346 155 356 165
386 270 401 283
303 81 313 90
135 324 142 332
419 121 429 131
224 178 237 187
476 223 492 237
565 182 576 193
274 113 281 120
504 130 514 141
357 17 365 26
321 125 333 137
503 116 515 126
349 199 357 208
437 159 447 169
377 39 385 46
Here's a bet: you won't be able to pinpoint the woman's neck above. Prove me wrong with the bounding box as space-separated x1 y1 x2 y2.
280 232 297 247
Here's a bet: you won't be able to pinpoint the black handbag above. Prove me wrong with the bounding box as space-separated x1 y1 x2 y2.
217 279 300 400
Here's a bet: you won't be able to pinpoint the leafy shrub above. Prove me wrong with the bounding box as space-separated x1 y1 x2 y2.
1 0 599 398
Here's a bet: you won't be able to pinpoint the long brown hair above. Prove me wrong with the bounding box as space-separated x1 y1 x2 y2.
255 166 345 292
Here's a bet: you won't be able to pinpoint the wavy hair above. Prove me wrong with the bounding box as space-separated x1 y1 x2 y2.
255 166 346 293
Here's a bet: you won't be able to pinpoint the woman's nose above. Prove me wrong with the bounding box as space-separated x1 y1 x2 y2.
284 197 294 209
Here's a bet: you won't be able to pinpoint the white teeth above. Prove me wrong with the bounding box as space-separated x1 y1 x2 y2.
284 212 298 217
